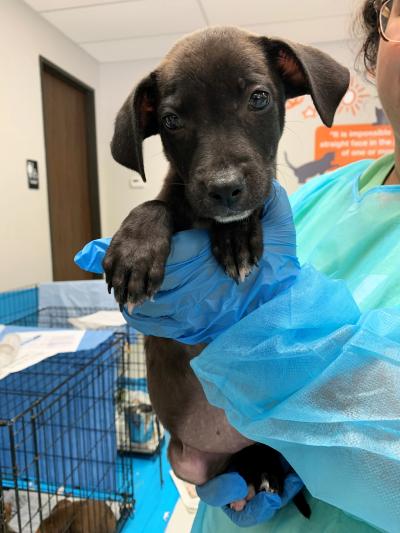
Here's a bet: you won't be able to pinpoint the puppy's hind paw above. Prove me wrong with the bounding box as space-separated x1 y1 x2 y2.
230 498 247 512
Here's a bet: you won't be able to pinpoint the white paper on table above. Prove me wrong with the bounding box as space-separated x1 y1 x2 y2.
68 310 126 329
0 330 85 381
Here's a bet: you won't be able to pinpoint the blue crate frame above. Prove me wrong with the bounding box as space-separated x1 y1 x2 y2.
0 286 38 325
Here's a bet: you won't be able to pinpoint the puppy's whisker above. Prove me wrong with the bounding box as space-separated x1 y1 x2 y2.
284 119 311 125
280 126 304 144
276 164 296 171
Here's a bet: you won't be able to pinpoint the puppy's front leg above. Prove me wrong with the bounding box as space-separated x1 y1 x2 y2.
103 200 173 306
211 210 263 283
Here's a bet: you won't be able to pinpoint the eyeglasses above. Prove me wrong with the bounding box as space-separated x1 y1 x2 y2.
376 0 400 42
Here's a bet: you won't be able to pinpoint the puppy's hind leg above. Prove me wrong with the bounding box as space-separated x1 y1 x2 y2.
293 491 311 519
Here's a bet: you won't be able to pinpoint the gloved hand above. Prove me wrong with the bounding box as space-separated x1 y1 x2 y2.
75 179 300 345
196 471 304 527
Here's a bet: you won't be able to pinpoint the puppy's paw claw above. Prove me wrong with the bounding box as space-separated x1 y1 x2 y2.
211 211 263 283
238 262 253 282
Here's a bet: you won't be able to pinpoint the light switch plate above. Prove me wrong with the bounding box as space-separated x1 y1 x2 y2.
129 176 144 189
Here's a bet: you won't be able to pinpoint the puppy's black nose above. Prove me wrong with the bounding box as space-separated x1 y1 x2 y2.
207 177 244 208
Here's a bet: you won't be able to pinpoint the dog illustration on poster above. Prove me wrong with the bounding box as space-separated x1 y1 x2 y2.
284 152 339 183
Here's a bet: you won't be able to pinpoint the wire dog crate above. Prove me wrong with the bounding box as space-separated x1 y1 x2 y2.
0 287 164 532
8 305 164 456
0 334 133 532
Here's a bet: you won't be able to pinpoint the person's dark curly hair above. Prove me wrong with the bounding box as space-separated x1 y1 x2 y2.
356 0 381 75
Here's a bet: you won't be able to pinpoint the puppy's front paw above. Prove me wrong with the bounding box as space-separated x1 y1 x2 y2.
211 211 263 283
103 201 172 306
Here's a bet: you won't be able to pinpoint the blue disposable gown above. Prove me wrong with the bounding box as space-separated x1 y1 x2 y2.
76 156 400 532
192 156 400 533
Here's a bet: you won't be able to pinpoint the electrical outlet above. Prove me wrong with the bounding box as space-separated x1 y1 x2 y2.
129 176 144 189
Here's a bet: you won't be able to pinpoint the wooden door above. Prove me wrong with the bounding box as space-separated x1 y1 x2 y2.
41 61 100 281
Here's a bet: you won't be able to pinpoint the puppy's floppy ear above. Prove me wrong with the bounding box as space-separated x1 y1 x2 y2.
111 73 159 182
261 38 350 127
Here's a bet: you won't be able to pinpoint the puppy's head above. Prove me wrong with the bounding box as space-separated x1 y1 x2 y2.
111 27 349 222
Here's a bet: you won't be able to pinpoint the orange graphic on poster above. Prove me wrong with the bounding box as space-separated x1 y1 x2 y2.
338 78 369 116
302 105 317 119
285 96 305 110
315 124 394 167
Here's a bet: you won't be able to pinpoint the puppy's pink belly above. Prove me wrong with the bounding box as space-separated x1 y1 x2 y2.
175 407 251 454
168 437 232 485
169 413 252 484
145 336 252 482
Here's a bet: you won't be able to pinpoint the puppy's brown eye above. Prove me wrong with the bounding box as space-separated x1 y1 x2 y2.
162 113 183 130
248 90 270 110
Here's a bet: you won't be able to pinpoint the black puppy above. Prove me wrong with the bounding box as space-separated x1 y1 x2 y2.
105 27 349 305
227 444 311 519
104 27 349 485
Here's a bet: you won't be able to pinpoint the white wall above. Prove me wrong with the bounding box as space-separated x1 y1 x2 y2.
0 0 99 291
98 58 166 235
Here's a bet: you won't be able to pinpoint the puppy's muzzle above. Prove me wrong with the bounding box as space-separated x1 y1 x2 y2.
206 175 245 209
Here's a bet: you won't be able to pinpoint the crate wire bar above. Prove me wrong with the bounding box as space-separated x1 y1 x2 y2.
7 305 127 334
0 333 134 532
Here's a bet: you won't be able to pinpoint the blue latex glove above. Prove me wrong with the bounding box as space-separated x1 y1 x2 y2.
75 180 300 345
197 471 304 527
75 238 110 275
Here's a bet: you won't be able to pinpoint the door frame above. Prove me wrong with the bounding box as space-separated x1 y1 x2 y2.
39 57 101 279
